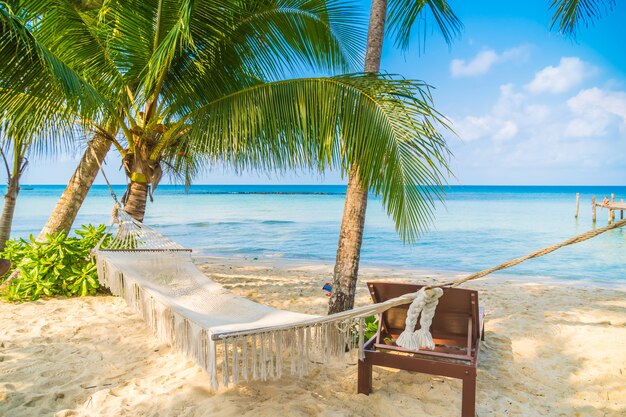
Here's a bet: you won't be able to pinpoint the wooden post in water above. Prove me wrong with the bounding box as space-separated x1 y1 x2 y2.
611 194 616 222
608 206 613 224
621 199 624 220
574 193 580 218
592 196 596 223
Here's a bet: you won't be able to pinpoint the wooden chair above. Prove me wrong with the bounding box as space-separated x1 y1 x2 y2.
358 282 485 417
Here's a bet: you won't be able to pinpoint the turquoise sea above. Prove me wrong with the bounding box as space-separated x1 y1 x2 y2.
9 184 626 285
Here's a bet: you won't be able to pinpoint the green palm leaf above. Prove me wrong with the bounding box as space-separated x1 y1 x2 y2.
549 0 615 36
0 5 111 138
0 88 85 156
12 0 124 97
387 0 462 50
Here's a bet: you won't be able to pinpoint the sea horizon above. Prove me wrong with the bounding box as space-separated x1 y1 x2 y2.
10 184 626 287
16 183 626 187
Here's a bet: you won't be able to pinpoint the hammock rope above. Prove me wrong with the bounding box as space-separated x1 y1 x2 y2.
90 145 120 205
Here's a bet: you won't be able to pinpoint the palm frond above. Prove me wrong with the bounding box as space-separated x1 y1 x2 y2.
0 6 111 134
18 0 126 98
0 89 87 157
159 0 367 121
549 0 615 36
98 0 158 87
387 0 462 50
213 0 366 78
179 74 452 242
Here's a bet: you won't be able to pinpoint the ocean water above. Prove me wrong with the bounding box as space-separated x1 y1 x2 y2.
9 184 626 285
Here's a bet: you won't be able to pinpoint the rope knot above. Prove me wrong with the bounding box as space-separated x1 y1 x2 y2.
110 202 122 225
396 287 443 351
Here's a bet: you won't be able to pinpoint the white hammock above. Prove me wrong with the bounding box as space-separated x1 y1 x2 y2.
93 207 440 389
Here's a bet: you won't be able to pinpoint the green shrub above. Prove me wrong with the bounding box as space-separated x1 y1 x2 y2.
351 315 379 345
363 315 379 340
0 224 111 302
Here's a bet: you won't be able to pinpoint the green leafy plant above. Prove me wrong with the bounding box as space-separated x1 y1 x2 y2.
0 224 110 301
363 315 379 340
349 315 381 347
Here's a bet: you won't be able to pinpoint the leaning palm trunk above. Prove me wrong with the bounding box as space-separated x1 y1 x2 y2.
0 175 20 251
38 133 111 240
328 0 387 314
328 170 369 313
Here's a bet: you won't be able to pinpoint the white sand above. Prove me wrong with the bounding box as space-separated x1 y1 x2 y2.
1 257 625 416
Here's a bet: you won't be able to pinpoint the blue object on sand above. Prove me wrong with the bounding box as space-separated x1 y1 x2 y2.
322 282 332 296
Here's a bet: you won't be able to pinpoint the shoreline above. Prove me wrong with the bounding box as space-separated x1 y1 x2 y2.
192 254 626 292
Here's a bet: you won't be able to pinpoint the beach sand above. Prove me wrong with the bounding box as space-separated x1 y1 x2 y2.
1 257 625 416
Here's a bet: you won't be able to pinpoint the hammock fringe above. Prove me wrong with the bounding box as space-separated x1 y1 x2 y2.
97 256 373 389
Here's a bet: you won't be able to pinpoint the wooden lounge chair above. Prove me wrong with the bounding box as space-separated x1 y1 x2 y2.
358 282 485 417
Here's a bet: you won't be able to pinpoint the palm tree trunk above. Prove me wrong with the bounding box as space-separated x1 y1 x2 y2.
328 0 386 314
123 181 148 222
0 175 20 251
38 133 111 240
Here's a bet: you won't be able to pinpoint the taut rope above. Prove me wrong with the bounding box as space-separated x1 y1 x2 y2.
441 218 626 288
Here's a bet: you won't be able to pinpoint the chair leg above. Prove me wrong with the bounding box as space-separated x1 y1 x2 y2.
357 360 372 395
461 374 476 417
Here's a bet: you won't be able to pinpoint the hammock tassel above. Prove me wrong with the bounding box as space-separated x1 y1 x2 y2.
396 287 444 351
358 318 365 361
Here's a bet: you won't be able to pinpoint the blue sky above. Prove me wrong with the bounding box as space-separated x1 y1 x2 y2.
21 0 626 185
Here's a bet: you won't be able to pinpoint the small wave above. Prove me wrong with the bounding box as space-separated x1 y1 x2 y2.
189 191 345 196
187 221 245 227
261 220 295 225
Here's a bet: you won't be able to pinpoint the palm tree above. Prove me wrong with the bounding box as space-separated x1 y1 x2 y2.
0 50 78 249
328 0 461 314
2 0 453 245
0 133 28 251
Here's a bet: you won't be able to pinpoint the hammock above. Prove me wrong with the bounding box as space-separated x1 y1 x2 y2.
93 203 626 389
93 206 430 389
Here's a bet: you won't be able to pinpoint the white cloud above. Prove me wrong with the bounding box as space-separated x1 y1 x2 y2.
450 46 530 78
494 83 525 115
452 114 518 143
525 57 594 94
567 87 626 119
524 105 551 123
452 84 525 142
451 50 498 77
565 87 626 137
452 115 497 141
449 80 626 183
494 121 518 140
